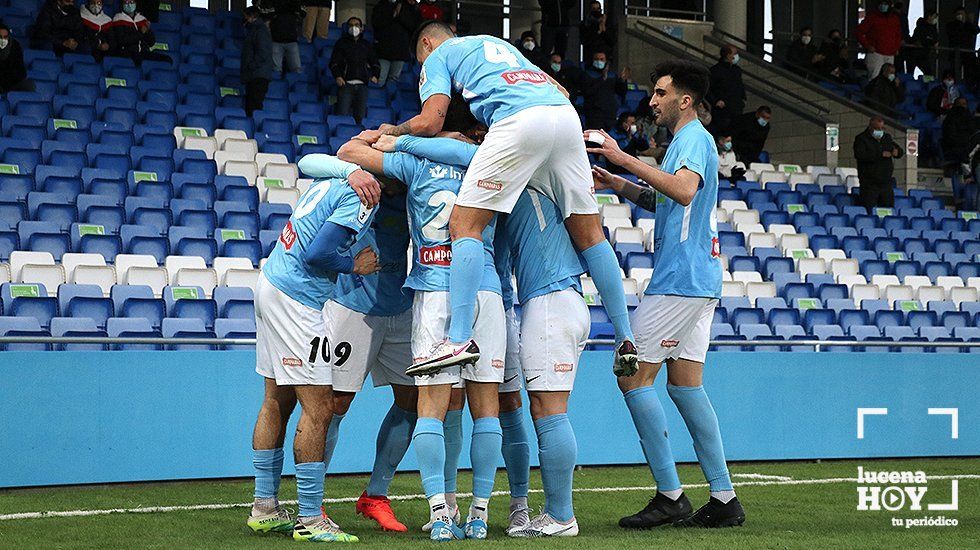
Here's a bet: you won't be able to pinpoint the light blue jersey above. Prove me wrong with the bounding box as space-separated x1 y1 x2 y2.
646 119 722 299
419 35 569 127
502 190 586 304
332 193 414 316
262 179 376 310
382 151 500 295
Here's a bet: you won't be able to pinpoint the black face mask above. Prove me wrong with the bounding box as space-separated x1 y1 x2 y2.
590 11 602 18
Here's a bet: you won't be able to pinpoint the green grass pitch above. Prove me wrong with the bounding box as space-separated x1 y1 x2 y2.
0 458 977 549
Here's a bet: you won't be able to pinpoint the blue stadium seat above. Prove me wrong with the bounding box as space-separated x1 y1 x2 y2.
839 309 871 333
107 317 163 351
0 316 50 351
50 317 106 351
214 286 255 319
0 201 27 231
0 174 34 202
259 203 292 230
802 308 836 332
162 318 216 351
111 285 166 330
176 210 217 236
221 238 263 267
163 286 217 330
1 282 57 329
58 284 112 329
907 310 938 331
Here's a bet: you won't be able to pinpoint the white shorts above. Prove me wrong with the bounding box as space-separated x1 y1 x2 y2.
519 288 590 392
255 272 331 386
457 104 599 217
633 295 717 365
411 290 506 387
323 301 415 393
499 307 523 393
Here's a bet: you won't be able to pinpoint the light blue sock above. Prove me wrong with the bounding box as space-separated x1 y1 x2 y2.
295 461 326 518
499 407 530 498
470 416 503 499
253 447 284 499
412 417 446 498
447 237 484 343
667 384 733 492
443 408 463 494
581 241 634 343
366 405 418 497
624 386 682 492
534 414 577 522
322 413 344 470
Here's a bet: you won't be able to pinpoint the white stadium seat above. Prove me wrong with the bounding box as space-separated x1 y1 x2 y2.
214 257 254 286
732 271 763 284
797 257 827 278
114 254 158 282
183 135 218 159
747 232 777 251
214 129 248 148
730 209 760 227
780 234 809 252
21 264 66 291
224 268 260 292
256 153 290 174
60 253 105 280
838 274 868 288
601 203 632 219
614 227 644 244
902 275 933 291
817 249 847 261
935 276 965 294
916 286 946 303
295 178 313 195
746 282 777 303
214 150 254 170
851 284 880 305
73 265 116 296
0 263 10 284
222 138 259 159
884 285 914 303
831 259 860 278
949 286 979 305
722 280 746 297
266 187 301 207
719 200 748 214
759 171 787 185
165 255 207 285
175 268 218 298
871 275 900 288
9 251 55 282
223 160 259 186
263 163 299 185
750 162 775 172
126 267 169 297
173 126 208 147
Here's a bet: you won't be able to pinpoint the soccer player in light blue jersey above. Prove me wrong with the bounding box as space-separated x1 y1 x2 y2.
248 154 382 543
338 130 506 541
376 132 590 538
585 59 745 529
352 20 638 380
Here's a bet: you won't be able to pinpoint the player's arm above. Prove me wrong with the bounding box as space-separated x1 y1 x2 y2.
586 129 699 206
298 152 383 208
591 165 658 212
336 139 385 177
546 73 570 98
305 222 379 276
373 135 479 166
383 94 452 138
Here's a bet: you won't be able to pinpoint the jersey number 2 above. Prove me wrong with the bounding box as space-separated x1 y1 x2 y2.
421 190 458 242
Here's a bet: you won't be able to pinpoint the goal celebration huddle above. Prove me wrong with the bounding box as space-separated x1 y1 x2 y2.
247 20 743 543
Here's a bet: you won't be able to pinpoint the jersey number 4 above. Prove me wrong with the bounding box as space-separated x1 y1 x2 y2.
308 336 352 366
482 41 519 68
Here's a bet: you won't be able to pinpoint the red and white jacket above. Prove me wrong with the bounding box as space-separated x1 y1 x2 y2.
80 4 112 46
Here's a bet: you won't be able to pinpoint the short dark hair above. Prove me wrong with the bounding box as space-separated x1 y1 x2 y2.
617 112 636 125
443 92 479 134
347 16 361 26
757 105 772 115
243 6 260 18
800 26 813 34
942 69 956 80
720 44 736 59
870 115 885 124
651 59 709 104
413 20 454 50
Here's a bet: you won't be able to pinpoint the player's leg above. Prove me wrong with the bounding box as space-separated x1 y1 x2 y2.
323 391 354 470
498 391 531 532
522 391 579 537
463 381 502 539
440 387 465 527
414 383 464 541
249 377 297 533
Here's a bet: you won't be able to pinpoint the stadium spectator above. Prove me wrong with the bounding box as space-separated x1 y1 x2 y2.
909 11 939 77
418 0 447 22
892 1 911 73
372 0 420 86
856 0 902 79
539 0 575 59
580 50 629 131
544 52 582 101
816 29 853 83
706 44 745 134
864 62 904 113
607 112 650 174
254 0 275 19
946 7 979 88
786 26 819 76
717 133 746 182
516 30 546 70
269 0 303 74
731 106 771 164
242 6 274 116
300 0 331 42
941 97 974 168
581 1 616 64
329 17 379 123
80 0 112 62
32 0 87 57
0 25 35 94
854 116 903 211
109 0 171 65
926 70 960 117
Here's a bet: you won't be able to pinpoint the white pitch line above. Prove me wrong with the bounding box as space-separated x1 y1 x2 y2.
3 474 978 521
731 473 793 481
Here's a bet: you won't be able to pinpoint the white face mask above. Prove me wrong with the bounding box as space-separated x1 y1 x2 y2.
629 124 637 134
956 14 965 22
0 38 8 49
523 40 534 51
801 35 812 45
732 53 740 65
349 26 361 37
89 4 103 15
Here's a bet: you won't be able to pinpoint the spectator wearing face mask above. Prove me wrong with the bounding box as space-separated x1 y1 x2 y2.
515 30 546 70
716 134 746 183
32 0 87 57
109 0 172 65
269 0 304 74
910 11 940 77
241 6 274 116
606 112 651 174
581 0 616 64
731 106 772 164
707 44 745 135
329 17 379 123
926 70 961 117
371 0 420 86
946 7 979 87
579 50 629 131
854 116 903 211
864 62 905 114
787 26 820 76
816 29 852 83
543 52 582 102
418 0 446 22
942 97 974 168
80 0 112 61
856 0 902 79
0 25 35 94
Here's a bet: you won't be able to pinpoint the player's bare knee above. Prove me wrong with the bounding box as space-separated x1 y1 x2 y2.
391 384 419 412
528 391 569 420
466 382 500 419
666 359 704 387
332 391 356 416
497 390 522 413
618 362 659 393
449 387 466 410
564 214 604 250
449 205 494 240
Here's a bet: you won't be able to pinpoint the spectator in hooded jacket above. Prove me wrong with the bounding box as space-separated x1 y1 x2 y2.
581 0 616 64
942 97 974 167
269 0 303 74
242 6 274 116
0 25 35 94
515 30 546 70
80 0 112 61
109 0 171 65
330 17 380 123
371 0 420 86
707 44 745 135
910 11 939 77
855 0 902 79
32 0 87 57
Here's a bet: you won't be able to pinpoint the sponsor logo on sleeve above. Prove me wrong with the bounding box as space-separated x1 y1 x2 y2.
279 221 297 250
281 357 303 367
501 70 549 85
420 245 452 266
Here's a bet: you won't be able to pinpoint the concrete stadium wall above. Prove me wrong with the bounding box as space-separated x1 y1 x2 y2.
0 351 976 488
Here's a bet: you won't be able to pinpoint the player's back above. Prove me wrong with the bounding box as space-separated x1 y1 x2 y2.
421 34 568 127
503 188 586 303
332 193 413 316
263 178 375 309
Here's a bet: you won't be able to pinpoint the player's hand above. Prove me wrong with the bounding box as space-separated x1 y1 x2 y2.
372 134 399 152
348 168 381 207
584 129 629 166
370 76 379 84
353 247 380 275
882 150 892 158
591 165 628 193
355 128 383 144
335 77 346 87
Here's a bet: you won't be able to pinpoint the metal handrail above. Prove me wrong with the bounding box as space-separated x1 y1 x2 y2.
629 21 829 127
625 4 707 21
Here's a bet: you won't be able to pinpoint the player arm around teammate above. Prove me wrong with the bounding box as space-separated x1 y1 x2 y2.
587 60 745 530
